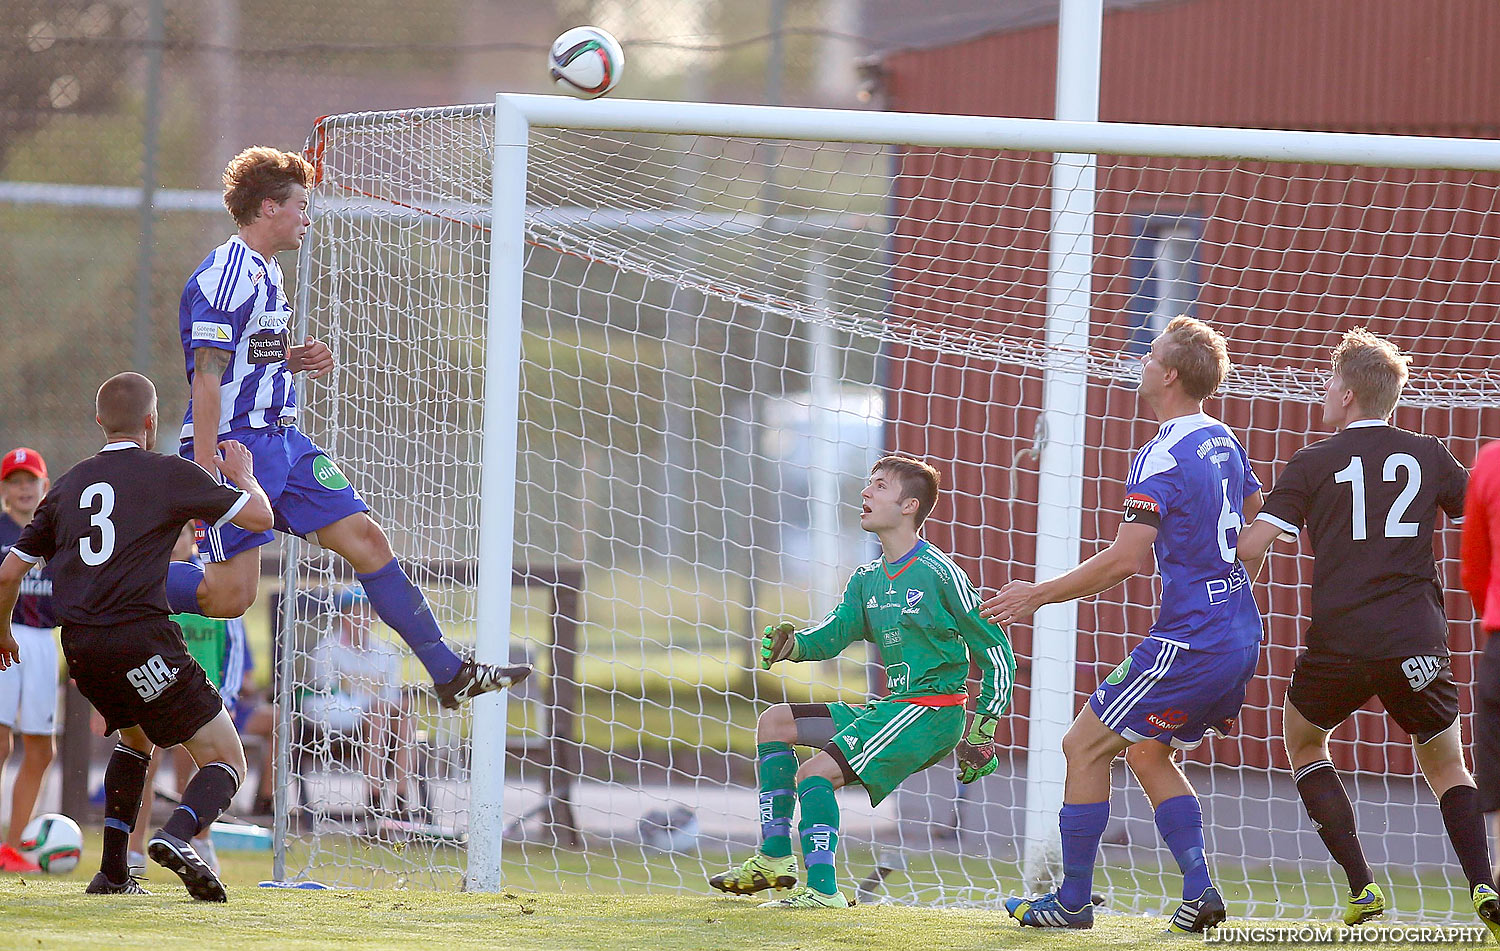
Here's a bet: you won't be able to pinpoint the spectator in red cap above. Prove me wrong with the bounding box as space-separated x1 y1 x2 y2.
1461 440 1500 884
0 447 59 873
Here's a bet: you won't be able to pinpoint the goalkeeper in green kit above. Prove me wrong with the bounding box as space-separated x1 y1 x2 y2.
709 454 1015 908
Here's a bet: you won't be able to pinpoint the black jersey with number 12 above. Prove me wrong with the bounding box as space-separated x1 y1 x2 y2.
1256 421 1467 659
11 443 248 626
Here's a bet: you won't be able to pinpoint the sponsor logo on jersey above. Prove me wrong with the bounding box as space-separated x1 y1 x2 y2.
311 455 351 490
191 321 233 343
17 571 51 597
1206 561 1251 605
885 662 910 694
840 734 860 751
253 311 290 332
1146 708 1188 731
881 628 900 646
246 330 289 365
867 596 878 609
1104 656 1132 685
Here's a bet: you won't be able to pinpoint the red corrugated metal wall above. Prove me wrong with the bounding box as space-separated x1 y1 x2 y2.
881 0 1500 773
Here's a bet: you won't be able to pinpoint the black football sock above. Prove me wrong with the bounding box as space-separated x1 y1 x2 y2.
161 762 240 842
1439 785 1496 891
102 744 152 882
1294 760 1373 894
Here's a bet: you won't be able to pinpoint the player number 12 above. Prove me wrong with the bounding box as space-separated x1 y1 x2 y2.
1332 453 1421 541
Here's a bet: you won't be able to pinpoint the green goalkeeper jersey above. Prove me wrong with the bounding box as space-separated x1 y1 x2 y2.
793 540 1014 717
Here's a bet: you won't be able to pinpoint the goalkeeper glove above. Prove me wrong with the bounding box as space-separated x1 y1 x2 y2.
955 714 999 784
760 622 800 669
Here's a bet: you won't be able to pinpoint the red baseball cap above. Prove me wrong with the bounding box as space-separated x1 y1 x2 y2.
1 448 47 481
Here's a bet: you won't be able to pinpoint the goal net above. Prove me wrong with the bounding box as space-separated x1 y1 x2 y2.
284 96 1500 920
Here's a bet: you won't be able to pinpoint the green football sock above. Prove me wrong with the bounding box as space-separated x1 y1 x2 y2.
797 776 840 895
756 742 798 858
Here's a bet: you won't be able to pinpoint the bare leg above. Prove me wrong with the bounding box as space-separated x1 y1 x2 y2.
196 548 261 618
4 732 53 848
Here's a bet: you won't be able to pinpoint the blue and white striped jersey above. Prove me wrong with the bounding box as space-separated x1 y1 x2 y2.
179 235 296 440
1123 412 1264 652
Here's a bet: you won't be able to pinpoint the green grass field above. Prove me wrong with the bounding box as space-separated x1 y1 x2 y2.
6 831 1490 950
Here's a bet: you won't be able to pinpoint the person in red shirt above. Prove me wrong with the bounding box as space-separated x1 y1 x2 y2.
1460 439 1500 884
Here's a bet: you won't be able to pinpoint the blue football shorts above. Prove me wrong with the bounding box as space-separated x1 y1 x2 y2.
1087 637 1260 749
181 425 369 563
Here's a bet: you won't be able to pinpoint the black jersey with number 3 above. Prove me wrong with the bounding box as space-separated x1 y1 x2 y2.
11 443 247 626
1257 420 1467 659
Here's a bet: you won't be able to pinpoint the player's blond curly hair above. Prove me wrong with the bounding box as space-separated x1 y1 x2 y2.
872 454 942 529
1331 328 1409 419
1159 315 1231 401
222 147 314 226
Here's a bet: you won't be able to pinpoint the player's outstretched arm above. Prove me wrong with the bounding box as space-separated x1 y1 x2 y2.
191 347 231 471
0 552 31 669
981 521 1157 627
1235 518 1280 582
768 570 870 665
215 440 274 532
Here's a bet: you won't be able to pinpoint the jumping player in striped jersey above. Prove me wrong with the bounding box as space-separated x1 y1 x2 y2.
710 455 1015 908
166 147 529 710
986 317 1264 933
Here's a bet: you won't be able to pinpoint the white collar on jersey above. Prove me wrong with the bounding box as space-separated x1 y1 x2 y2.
1155 410 1213 432
1345 418 1389 429
100 441 139 452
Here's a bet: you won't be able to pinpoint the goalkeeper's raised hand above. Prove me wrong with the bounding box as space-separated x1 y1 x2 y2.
956 714 999 784
759 622 800 669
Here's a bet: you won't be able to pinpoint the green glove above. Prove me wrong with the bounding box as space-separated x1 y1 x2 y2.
956 714 999 784
760 622 799 669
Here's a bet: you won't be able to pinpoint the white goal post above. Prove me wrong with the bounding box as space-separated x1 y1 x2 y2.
288 92 1500 917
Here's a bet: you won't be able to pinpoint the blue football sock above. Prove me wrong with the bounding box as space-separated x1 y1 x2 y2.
166 560 205 615
356 558 462 683
1058 801 1110 911
1154 794 1212 900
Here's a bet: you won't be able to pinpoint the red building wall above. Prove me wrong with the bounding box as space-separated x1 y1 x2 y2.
880 0 1500 773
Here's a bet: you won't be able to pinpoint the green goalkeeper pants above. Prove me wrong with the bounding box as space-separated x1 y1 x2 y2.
822 700 964 806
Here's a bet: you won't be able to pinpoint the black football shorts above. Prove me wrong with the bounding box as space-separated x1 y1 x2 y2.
62 617 224 749
1287 650 1459 744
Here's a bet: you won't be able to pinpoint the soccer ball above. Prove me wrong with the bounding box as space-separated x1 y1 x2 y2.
19 813 83 874
548 26 624 99
638 804 699 853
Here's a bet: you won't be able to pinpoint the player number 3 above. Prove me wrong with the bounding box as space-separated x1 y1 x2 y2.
79 481 117 566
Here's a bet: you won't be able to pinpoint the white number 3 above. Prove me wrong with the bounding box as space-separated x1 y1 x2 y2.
79 482 116 566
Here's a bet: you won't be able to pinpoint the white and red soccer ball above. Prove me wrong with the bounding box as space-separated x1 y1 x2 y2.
549 26 625 99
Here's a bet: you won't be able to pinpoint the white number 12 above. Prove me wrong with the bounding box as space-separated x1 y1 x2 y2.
1332 453 1421 541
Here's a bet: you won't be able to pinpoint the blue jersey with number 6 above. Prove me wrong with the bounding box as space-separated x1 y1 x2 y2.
1123 412 1263 652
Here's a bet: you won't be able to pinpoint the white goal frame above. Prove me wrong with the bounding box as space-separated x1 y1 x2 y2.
304 92 1500 895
